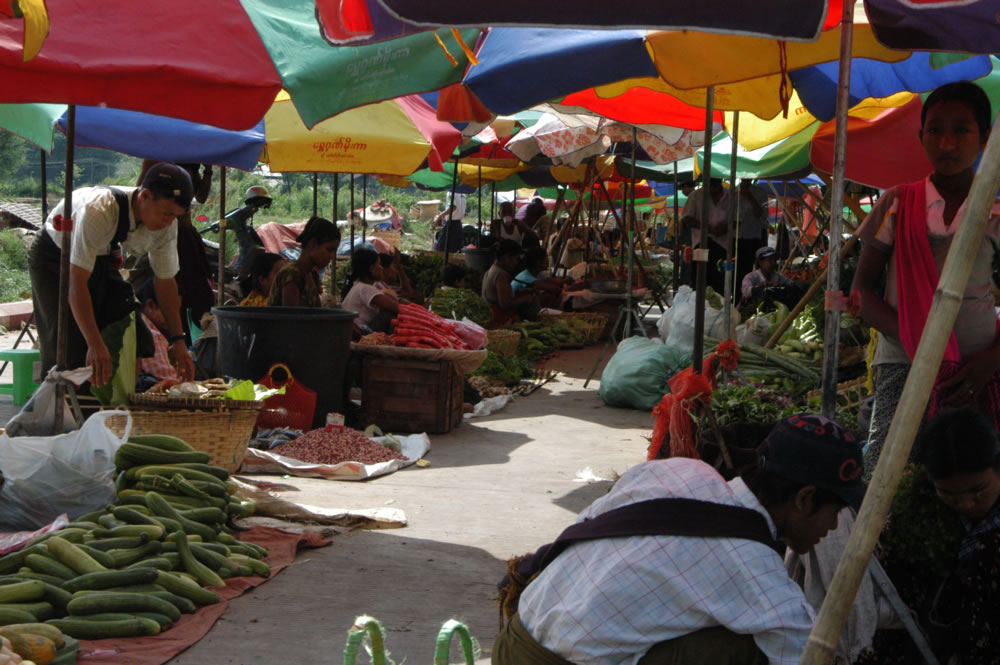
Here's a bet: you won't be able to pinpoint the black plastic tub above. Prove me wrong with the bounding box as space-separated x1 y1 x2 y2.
213 306 357 428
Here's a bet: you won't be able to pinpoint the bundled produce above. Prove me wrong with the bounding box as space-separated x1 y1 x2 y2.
503 321 584 359
469 351 535 384
0 434 269 641
273 428 406 466
358 333 393 346
405 252 445 298
391 304 471 350
429 288 492 327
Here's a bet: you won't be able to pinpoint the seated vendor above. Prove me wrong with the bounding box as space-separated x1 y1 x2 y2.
494 415 864 665
136 280 182 390
440 264 467 290
917 408 1000 664
342 248 400 334
740 246 796 313
268 216 340 307
482 239 538 326
240 252 286 307
377 250 423 304
512 248 585 309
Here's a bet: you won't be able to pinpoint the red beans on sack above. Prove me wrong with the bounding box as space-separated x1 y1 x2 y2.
274 427 407 465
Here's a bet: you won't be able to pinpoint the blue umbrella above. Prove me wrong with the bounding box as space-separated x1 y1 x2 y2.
56 107 265 170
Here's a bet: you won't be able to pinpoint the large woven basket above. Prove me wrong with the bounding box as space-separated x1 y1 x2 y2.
539 311 610 345
370 229 401 250
486 329 521 357
106 407 259 473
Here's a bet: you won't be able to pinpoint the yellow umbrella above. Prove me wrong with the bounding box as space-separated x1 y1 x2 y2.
260 91 463 176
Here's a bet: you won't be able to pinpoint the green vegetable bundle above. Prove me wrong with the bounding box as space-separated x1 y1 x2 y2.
429 288 492 326
469 351 534 383
708 338 820 392
0 434 269 640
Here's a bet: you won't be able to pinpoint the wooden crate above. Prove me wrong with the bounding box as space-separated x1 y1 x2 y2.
361 357 463 434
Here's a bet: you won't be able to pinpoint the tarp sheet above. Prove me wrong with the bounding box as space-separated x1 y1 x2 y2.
76 527 329 665
865 0 1000 53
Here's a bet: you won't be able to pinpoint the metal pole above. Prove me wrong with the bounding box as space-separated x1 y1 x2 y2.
692 87 715 373
444 159 459 265
362 174 368 241
312 172 318 217
477 165 483 247
217 167 226 308
333 173 339 220
723 112 740 337
672 162 680 294
349 173 355 259
53 104 75 433
491 182 496 223
820 0 855 419
626 127 638 337
40 150 48 218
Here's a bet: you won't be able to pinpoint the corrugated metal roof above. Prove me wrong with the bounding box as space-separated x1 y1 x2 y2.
0 201 42 229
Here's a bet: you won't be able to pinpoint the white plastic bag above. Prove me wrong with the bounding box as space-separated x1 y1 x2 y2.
0 410 131 530
5 366 93 437
662 285 739 352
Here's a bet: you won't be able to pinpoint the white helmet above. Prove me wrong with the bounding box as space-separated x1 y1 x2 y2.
245 186 271 203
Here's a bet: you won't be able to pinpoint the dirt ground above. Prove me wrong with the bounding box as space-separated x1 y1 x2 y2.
0 333 655 664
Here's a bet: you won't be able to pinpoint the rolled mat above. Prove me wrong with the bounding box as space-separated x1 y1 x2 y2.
76 527 330 665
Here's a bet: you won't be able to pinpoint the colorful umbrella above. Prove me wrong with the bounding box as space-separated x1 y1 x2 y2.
864 0 1000 52
374 0 841 41
260 92 462 175
0 0 479 131
0 102 62 151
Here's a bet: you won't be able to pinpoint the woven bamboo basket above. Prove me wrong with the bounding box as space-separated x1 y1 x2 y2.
539 311 610 345
106 407 259 473
486 329 521 357
806 375 870 411
370 229 401 250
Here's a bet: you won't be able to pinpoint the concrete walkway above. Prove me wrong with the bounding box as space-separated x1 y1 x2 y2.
169 346 650 665
0 331 654 664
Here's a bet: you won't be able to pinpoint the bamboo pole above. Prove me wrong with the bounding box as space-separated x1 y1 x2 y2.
800 105 1000 665
53 104 75 433
477 165 483 246
333 173 339 220
817 171 867 229
444 159 459 264
349 173 355 259
820 0 855 419
764 234 860 349
693 87 715 373
723 112 740 336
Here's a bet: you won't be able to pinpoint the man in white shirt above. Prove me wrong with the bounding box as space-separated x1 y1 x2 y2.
494 414 865 665
681 178 727 291
28 163 195 387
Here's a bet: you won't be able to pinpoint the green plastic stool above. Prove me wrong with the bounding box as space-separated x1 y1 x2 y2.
0 348 40 405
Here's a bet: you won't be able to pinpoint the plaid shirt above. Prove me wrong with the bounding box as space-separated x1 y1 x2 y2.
518 459 814 665
139 314 181 382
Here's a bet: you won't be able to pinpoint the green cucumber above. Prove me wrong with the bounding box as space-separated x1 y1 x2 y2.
115 442 210 466
173 531 224 588
74 545 115 570
46 537 107 575
64 568 160 593
180 507 227 525
67 592 181 623
125 557 172 572
228 553 270 578
12 572 66 587
111 506 162 527
74 611 172 629
175 462 230 481
128 434 195 452
0 601 54 621
47 616 160 638
106 524 164 540
0 581 45 604
189 544 229 571
153 571 218 606
0 607 38 625
84 536 147 552
133 465 226 486
97 514 123 530
23 555 76 581
145 493 217 541
106 542 163 568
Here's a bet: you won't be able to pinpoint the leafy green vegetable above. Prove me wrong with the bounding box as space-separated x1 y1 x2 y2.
470 350 535 383
430 287 492 326
222 380 285 401
700 382 798 428
92 312 136 406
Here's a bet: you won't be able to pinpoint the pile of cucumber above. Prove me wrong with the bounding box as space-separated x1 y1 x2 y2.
0 434 269 643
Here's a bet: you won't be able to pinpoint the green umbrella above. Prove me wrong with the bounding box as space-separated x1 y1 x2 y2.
0 103 65 152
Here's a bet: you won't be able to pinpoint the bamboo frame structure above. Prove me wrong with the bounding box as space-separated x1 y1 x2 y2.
800 109 1000 665
692 87 715 373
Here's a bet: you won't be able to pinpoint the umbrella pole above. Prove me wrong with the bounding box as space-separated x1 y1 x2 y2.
444 158 459 264
362 174 368 238
625 127 638 338
820 0 855 419
312 172 318 217
491 182 496 223
333 173 339 220
477 165 483 247
672 162 680 294
801 95 1000 665
53 104 76 434
723 112 740 337
693 87 715 374
217 167 226 308
40 150 48 218
350 174 355 260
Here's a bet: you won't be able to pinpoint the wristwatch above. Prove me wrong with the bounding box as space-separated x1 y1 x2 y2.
169 334 186 346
